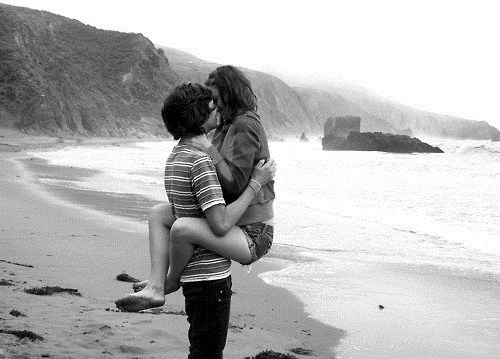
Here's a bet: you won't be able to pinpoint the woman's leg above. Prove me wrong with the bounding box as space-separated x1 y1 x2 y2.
165 217 252 291
115 203 175 312
132 203 174 292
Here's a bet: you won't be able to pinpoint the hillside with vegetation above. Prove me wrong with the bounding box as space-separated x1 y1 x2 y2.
162 47 317 137
1 3 498 140
0 3 178 137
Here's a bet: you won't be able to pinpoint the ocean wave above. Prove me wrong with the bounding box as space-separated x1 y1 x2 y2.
461 144 500 156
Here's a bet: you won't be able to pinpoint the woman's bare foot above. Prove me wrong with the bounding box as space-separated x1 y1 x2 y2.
132 280 148 292
115 286 165 312
132 279 179 295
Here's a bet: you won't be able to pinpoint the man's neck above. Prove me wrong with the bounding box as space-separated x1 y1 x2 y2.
179 135 202 144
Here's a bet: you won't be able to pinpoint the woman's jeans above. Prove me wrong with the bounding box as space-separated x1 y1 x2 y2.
182 276 232 359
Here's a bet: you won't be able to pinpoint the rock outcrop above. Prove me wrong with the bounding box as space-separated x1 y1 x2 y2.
297 88 395 133
324 116 361 138
322 117 443 153
330 85 500 141
322 116 360 150
343 132 443 153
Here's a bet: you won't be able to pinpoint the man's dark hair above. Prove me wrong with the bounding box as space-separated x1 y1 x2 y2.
161 83 212 140
205 65 257 125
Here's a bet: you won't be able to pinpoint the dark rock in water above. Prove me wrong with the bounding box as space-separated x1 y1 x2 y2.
322 115 443 153
322 134 347 150
346 132 443 153
492 129 500 142
324 116 361 138
322 115 360 151
323 131 443 153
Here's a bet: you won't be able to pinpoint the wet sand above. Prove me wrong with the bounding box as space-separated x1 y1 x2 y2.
0 130 342 358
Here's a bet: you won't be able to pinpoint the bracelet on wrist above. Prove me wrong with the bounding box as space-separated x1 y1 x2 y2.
248 179 261 195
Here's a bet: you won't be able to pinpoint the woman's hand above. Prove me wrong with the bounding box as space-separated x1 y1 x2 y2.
250 158 276 186
189 134 212 151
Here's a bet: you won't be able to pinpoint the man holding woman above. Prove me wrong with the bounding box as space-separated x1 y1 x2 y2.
115 66 275 358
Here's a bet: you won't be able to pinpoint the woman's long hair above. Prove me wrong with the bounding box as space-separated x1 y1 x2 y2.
205 65 257 125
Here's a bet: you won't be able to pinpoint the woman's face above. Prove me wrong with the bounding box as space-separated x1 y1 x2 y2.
207 92 221 128
209 87 224 110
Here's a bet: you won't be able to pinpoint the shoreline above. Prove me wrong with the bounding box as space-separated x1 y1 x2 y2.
3 130 500 358
0 131 344 358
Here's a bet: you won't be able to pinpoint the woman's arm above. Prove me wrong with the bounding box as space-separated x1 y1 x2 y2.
204 159 275 236
195 118 262 198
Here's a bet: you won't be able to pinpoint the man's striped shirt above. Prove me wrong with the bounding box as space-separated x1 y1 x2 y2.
164 144 230 283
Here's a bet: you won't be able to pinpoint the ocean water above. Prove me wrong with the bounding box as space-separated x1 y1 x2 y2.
27 138 500 358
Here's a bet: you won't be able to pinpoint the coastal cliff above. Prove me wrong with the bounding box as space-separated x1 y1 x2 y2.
1 3 499 140
160 47 314 137
0 4 178 137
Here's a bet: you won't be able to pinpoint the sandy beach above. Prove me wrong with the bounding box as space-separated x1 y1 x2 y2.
2 129 500 359
0 130 342 358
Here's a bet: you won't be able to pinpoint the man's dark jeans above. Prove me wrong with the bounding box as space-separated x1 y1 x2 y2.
182 276 232 359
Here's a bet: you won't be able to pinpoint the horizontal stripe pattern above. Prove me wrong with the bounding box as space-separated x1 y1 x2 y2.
180 248 231 283
164 144 230 282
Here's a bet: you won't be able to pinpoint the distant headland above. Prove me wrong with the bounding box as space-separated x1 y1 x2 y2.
322 116 444 153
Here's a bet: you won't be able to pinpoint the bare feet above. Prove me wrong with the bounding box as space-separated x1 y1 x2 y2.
115 286 165 312
132 279 179 295
132 280 148 293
